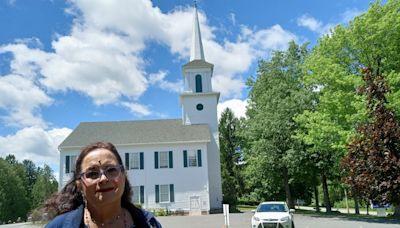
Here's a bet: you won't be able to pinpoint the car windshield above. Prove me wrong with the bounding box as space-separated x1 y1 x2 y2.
257 203 288 212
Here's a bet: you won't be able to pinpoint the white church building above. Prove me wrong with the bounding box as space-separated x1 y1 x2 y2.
58 6 223 214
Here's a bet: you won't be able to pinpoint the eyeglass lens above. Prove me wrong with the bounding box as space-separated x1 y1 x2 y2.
83 166 121 180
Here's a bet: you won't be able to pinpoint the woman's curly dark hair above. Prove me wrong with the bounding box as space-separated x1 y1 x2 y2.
45 142 148 226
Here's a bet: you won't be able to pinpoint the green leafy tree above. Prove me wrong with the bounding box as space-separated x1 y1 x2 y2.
219 108 245 208
0 158 30 223
244 41 312 208
295 0 400 212
342 68 400 216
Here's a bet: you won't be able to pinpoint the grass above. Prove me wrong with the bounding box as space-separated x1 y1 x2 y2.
237 205 257 212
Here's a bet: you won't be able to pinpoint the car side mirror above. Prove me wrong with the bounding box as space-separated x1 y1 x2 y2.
289 209 295 213
251 209 256 213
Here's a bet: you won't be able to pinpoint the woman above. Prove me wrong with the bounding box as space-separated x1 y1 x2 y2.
45 142 161 228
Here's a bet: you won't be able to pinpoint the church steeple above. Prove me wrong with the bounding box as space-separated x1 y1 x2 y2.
190 3 205 61
180 4 223 210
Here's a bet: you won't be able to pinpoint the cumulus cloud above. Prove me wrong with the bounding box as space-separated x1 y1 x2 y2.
1 0 298 124
218 99 248 119
0 74 53 128
0 127 72 167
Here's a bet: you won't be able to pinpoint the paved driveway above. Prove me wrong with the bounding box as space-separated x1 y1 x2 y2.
158 211 400 228
1 212 399 228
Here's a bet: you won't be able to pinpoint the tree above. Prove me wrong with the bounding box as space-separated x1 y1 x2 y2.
22 159 38 208
0 158 30 223
32 165 58 208
244 41 312 208
342 67 400 216
219 108 244 208
295 0 400 212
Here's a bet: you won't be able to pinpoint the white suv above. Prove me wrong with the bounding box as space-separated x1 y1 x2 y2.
251 201 295 228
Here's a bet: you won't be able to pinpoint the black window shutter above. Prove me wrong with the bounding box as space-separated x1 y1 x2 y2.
155 185 159 203
170 184 175 202
154 152 159 169
65 155 70 173
197 149 202 167
183 150 188 167
125 153 130 170
140 185 144 204
169 151 173 168
140 152 144 170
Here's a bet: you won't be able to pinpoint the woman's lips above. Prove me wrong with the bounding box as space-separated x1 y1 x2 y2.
96 187 114 193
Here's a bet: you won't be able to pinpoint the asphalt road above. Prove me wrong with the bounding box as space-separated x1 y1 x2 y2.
157 212 400 228
1 212 399 228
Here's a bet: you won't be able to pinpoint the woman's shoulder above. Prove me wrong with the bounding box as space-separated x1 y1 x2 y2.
45 205 84 228
141 209 162 228
127 205 162 228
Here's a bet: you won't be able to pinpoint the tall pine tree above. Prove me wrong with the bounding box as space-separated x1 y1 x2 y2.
219 108 244 208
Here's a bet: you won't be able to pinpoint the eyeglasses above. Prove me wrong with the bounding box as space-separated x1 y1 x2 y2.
80 165 124 183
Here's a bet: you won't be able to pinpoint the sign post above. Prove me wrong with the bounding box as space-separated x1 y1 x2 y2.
223 204 230 227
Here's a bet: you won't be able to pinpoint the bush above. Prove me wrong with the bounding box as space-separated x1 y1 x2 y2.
29 207 49 223
151 208 168 216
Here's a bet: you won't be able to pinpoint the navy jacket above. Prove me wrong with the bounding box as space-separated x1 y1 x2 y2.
45 205 162 228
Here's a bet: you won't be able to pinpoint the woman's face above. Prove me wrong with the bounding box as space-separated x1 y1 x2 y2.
77 148 125 207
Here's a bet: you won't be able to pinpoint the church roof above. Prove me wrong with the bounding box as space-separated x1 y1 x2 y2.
182 59 214 69
59 119 211 149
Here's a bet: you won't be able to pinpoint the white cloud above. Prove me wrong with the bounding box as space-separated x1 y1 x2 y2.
149 71 183 93
0 74 53 128
297 15 323 32
212 74 245 99
229 13 236 26
0 0 298 123
0 43 51 80
218 99 248 119
0 127 72 168
120 101 152 117
248 25 297 52
297 8 363 35
296 15 333 35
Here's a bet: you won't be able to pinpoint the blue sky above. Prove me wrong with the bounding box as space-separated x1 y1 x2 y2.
0 0 372 176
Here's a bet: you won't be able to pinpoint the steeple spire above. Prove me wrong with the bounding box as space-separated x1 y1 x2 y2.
190 2 205 61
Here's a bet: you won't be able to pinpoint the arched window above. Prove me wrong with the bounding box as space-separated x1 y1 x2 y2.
195 74 202 93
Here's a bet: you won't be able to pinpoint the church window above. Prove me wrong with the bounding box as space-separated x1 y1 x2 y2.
155 184 175 203
195 74 203 92
65 155 77 174
155 151 173 169
133 185 145 204
196 103 203 111
125 152 144 170
183 149 202 167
